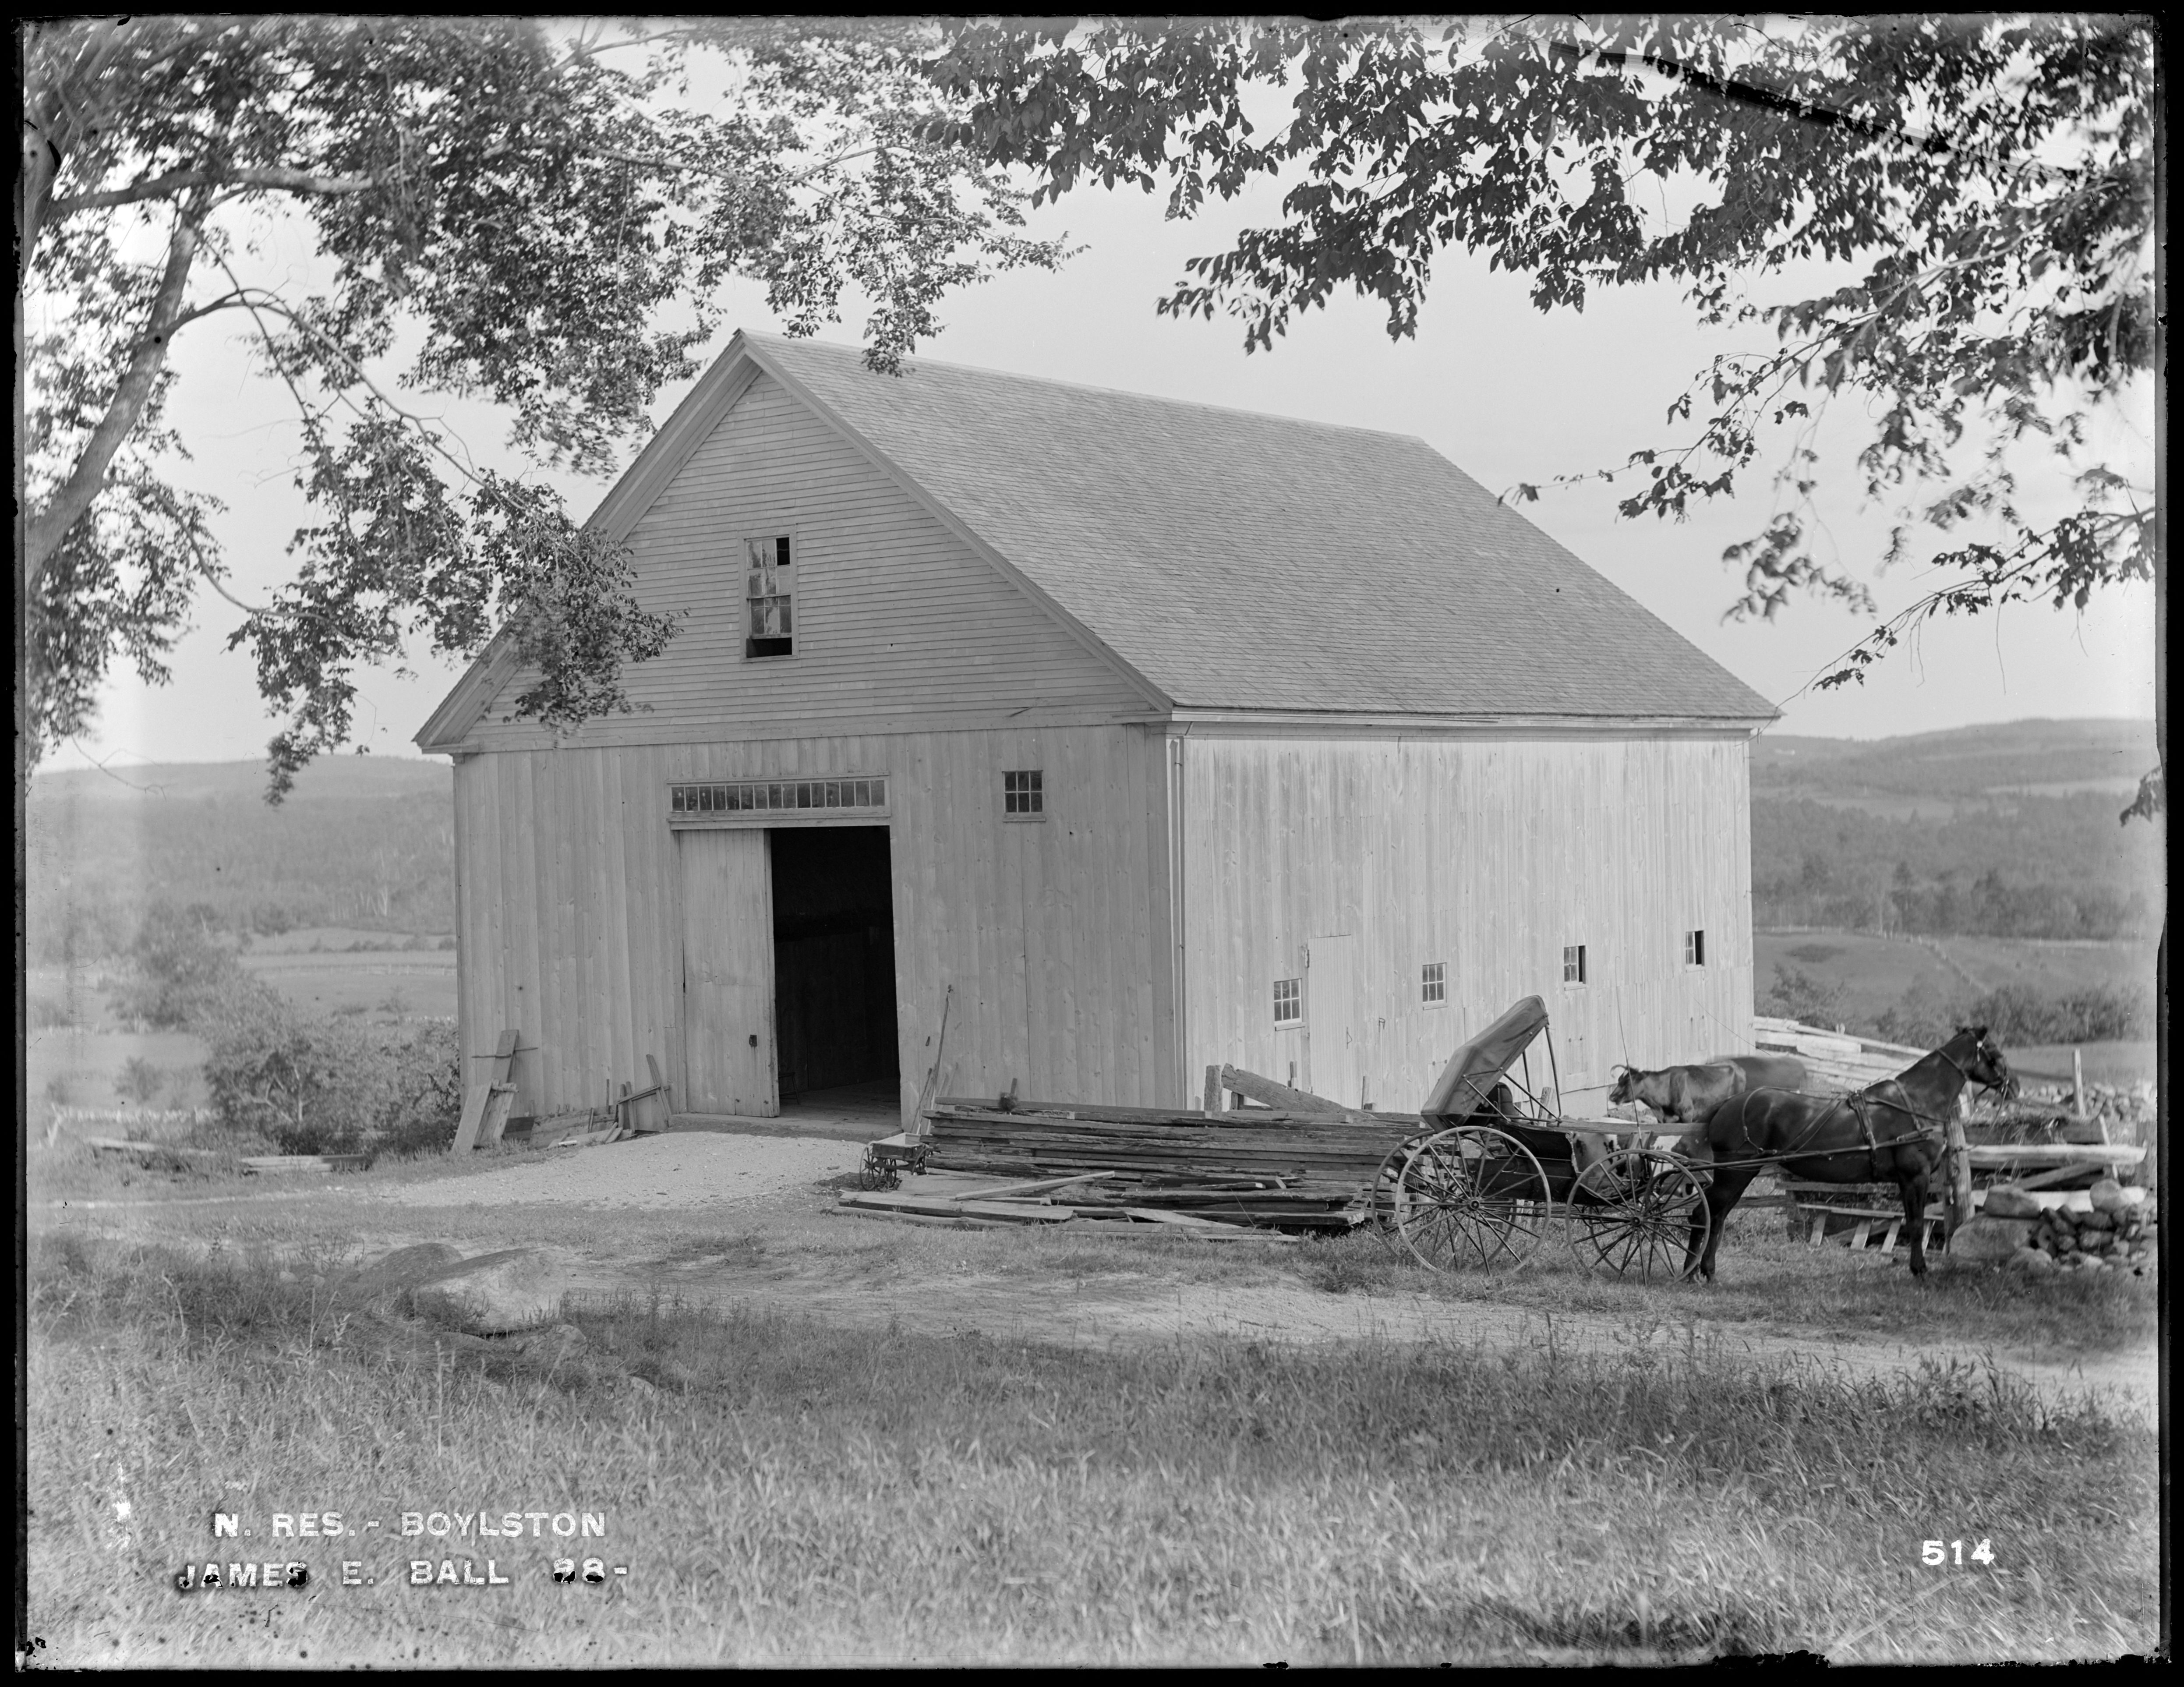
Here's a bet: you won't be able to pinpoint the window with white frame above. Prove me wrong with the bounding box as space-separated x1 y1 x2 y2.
1562 944 1587 986
1684 929 1707 966
744 535 793 658
1003 769 1043 817
1273 977 1302 1026
1421 961 1446 1005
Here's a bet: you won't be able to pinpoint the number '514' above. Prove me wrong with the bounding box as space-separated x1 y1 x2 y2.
1922 1539 1995 1566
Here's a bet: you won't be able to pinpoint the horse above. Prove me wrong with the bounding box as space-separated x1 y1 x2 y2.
1608 1053 1810 1127
1684 1026 2017 1282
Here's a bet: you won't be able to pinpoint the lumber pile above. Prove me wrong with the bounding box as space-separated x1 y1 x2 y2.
1751 1016 1925 1094
920 1093 1422 1231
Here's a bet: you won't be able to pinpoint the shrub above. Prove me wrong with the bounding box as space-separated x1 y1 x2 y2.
107 902 247 1029
114 1057 165 1104
29 995 74 1029
375 1018 463 1155
201 994 460 1158
1760 962 1846 1027
202 991 388 1155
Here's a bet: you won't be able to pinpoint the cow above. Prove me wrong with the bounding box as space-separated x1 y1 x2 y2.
1608 1053 1809 1133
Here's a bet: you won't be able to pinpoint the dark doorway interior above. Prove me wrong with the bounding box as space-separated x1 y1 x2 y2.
769 826 899 1099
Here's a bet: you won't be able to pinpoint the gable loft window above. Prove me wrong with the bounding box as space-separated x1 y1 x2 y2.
1421 962 1447 1006
1003 769 1044 820
1685 929 1707 966
745 535 793 658
1562 944 1587 986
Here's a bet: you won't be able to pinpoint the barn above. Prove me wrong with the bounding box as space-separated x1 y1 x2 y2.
416 331 1778 1128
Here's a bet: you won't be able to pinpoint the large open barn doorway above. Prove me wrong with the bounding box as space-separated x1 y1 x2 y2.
769 826 899 1103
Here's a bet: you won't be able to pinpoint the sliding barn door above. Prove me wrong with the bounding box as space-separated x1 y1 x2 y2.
679 829 777 1116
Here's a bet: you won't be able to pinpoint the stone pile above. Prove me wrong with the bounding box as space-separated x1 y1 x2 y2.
2004 1180 2156 1276
2001 1080 2158 1149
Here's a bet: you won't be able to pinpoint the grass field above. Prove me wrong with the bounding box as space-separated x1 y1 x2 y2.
24 1225 2159 1667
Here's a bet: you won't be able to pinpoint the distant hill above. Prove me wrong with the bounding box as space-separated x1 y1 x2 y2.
1749 718 2163 941
1754 718 2159 802
27 754 454 964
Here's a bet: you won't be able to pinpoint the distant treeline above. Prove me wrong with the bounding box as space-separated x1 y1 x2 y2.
28 785 455 964
1752 794 2162 941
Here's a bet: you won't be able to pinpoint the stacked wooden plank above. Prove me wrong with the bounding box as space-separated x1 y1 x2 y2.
1751 1016 1924 1094
921 1096 1423 1231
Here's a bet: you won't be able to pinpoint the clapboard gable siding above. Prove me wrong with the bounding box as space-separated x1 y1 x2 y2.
465 372 1149 748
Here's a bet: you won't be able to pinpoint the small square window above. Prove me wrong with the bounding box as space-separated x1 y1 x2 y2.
744 534 793 658
1421 962 1446 1005
1685 929 1707 966
1004 769 1044 817
1562 944 1587 986
1273 977 1302 1026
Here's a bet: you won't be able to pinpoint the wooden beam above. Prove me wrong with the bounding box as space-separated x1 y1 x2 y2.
451 1085 493 1154
477 1084 517 1149
1203 1064 1223 1117
1217 1064 1362 1118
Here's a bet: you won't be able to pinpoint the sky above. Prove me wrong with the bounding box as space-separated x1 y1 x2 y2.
40 38 2158 776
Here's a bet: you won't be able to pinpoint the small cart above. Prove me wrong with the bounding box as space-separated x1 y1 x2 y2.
1370 995 1714 1280
858 1131 932 1191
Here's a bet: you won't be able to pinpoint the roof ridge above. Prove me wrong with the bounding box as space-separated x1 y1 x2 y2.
746 331 1433 448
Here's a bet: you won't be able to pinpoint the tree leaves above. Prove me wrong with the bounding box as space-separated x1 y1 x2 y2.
924 14 2156 704
21 18 1072 795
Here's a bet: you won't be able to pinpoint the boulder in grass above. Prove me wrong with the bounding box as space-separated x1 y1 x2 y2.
1983 1188 2043 1220
409 1248 577 1335
2009 1247 2056 1274
341 1242 465 1302
1950 1216 2036 1261
2089 1179 2129 1216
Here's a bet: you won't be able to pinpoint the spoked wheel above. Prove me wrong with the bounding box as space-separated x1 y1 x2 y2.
1394 1127 1553 1271
1566 1150 1711 1280
1366 1139 1423 1233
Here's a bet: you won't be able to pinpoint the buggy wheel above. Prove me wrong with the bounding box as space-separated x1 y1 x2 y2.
1566 1150 1711 1280
1367 1139 1424 1234
1394 1127 1553 1271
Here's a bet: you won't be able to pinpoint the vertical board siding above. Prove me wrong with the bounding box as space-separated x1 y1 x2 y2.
451 725 1166 1124
1180 734 1755 1115
465 373 1146 750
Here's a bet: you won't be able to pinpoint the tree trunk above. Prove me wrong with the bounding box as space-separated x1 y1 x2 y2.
23 210 205 585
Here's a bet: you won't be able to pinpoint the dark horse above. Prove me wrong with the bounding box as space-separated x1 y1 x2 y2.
1686 1026 2018 1281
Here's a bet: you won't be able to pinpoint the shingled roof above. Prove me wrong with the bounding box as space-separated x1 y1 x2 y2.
748 335 1775 722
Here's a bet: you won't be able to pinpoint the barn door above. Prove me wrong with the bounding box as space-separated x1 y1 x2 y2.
679 830 777 1116
1304 933 1361 1106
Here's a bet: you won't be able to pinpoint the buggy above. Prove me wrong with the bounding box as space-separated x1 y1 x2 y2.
1371 995 1714 1278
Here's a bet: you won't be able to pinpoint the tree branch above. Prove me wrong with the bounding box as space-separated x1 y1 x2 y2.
46 164 385 218
24 205 204 587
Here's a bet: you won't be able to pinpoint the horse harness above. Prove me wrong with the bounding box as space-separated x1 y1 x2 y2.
1721 1042 2007 1178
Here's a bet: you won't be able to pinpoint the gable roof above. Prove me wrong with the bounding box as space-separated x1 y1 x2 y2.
420 332 1774 749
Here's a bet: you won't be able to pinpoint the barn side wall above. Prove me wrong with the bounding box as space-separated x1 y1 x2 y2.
450 723 1173 1125
1177 732 1756 1114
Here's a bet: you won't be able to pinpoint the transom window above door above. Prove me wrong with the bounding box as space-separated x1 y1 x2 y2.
745 535 793 658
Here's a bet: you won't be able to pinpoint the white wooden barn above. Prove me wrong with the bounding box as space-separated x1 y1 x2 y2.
417 332 1778 1126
